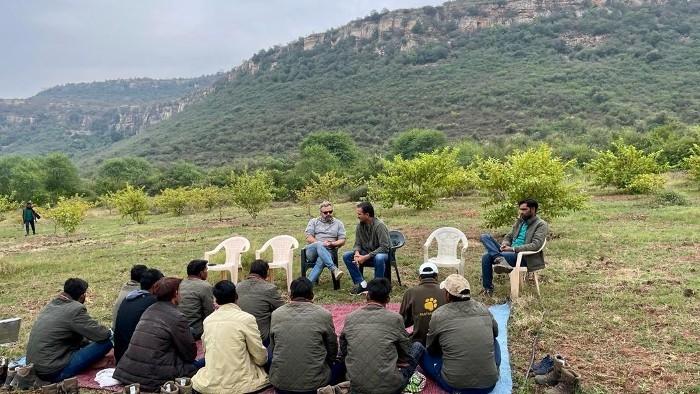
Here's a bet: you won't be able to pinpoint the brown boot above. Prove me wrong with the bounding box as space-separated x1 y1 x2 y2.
535 354 566 385
161 381 178 394
1 367 15 390
60 377 79 394
544 367 580 394
11 363 39 390
175 377 192 394
41 383 60 394
123 383 140 394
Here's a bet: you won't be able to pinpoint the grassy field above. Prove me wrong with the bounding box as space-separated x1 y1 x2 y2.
1 174 698 393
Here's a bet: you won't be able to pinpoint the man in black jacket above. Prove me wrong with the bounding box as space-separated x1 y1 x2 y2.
113 269 164 363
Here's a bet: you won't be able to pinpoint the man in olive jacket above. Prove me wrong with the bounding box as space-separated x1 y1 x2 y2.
399 262 446 345
26 278 112 382
269 277 338 393
237 260 285 346
178 260 215 339
480 199 548 295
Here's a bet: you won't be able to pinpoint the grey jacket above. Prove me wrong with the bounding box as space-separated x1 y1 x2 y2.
353 217 391 256
340 303 412 394
27 295 111 376
426 299 498 390
502 215 548 271
177 277 215 338
269 301 338 391
112 280 140 328
236 275 285 343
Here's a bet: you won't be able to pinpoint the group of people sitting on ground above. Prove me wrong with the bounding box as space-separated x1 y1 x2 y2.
20 198 547 394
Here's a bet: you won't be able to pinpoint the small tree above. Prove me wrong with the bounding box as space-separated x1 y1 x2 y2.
154 187 196 216
0 194 17 221
112 184 149 224
96 192 115 214
295 171 350 216
48 196 91 234
475 145 587 228
586 142 668 193
685 144 700 186
197 186 232 221
231 171 273 219
390 128 447 159
369 148 471 210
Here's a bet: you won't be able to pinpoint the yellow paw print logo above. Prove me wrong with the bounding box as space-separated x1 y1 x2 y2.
424 297 438 312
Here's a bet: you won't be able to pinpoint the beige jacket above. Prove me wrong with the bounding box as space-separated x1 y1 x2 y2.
192 304 269 394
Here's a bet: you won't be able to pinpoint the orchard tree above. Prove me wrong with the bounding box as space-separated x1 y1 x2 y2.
231 171 273 219
390 128 447 159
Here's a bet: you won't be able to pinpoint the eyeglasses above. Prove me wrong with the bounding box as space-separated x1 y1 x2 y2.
321 210 333 215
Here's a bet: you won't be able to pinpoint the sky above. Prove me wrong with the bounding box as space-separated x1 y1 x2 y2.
0 0 445 99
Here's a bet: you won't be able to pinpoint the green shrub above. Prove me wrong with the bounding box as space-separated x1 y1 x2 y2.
0 194 17 221
655 190 689 206
390 128 447 160
231 171 273 219
111 184 150 224
474 144 587 228
196 186 232 221
48 196 92 234
369 148 470 210
586 142 668 192
684 144 700 186
348 184 369 201
626 174 665 194
295 171 350 216
154 187 196 216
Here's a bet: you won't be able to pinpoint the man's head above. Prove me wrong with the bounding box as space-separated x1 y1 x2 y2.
319 201 334 221
26 201 33 207
130 264 148 282
187 259 209 280
440 274 471 302
152 277 182 304
213 280 237 305
64 278 89 303
140 268 164 291
518 199 538 220
367 277 392 304
418 262 438 280
290 277 314 301
356 201 375 223
250 259 270 279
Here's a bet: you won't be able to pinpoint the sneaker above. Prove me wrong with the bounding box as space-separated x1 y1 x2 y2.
11 363 38 390
332 268 344 281
493 257 513 274
2 367 15 390
175 377 192 394
161 381 178 394
479 288 494 297
350 283 368 295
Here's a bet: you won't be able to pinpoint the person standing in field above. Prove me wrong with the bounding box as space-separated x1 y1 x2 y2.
22 201 40 236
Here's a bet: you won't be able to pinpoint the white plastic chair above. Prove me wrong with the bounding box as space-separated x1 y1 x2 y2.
504 238 547 299
423 227 468 275
255 235 299 291
204 236 250 283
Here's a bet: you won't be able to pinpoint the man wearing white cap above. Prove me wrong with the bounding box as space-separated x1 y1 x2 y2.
422 274 500 393
399 262 446 345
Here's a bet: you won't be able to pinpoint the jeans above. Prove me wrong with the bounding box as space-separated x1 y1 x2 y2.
421 340 501 394
24 221 35 235
342 251 388 285
480 234 522 290
42 340 113 382
306 242 337 283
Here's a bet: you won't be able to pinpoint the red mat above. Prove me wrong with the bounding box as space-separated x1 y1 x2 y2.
76 303 445 393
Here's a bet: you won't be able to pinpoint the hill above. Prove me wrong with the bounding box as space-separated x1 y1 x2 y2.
3 0 699 167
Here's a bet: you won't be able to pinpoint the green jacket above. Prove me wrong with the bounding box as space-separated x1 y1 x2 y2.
26 295 111 375
22 207 39 222
269 301 338 391
177 277 215 338
399 277 446 345
236 275 285 343
502 215 548 271
353 217 391 256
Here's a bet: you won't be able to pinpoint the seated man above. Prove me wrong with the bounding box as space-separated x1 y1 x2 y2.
340 278 424 394
342 202 391 295
26 278 113 383
178 259 215 339
113 268 163 363
422 274 500 394
480 198 548 296
114 277 203 392
269 277 338 394
304 200 346 283
192 280 269 394
112 264 148 328
399 262 446 345
236 260 285 346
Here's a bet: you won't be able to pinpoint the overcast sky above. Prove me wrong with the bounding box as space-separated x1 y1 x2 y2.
0 0 445 99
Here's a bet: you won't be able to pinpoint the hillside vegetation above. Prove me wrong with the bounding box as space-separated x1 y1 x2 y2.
95 0 700 165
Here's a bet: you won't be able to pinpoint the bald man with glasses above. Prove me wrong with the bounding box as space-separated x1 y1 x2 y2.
304 201 346 284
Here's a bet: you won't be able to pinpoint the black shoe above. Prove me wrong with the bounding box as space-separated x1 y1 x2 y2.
493 257 513 274
479 288 494 297
350 284 368 295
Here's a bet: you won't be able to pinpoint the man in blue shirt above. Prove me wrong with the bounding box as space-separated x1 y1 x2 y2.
479 199 548 296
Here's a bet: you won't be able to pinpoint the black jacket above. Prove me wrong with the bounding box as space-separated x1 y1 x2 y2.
113 290 157 364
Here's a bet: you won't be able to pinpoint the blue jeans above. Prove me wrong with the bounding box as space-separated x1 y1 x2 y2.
306 242 337 283
421 340 500 394
42 340 113 382
480 234 522 290
342 251 388 285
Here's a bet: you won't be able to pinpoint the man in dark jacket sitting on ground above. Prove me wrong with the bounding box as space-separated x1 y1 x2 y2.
399 262 446 345
237 260 285 346
26 278 113 383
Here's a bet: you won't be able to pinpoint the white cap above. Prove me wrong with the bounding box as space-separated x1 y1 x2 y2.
418 262 438 275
